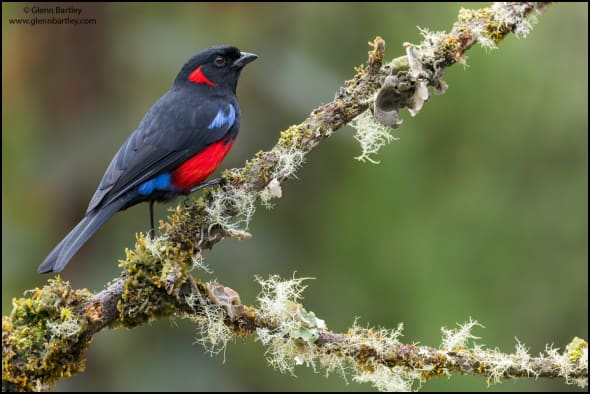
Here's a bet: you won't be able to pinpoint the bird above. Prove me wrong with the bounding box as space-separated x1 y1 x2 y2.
37 45 257 274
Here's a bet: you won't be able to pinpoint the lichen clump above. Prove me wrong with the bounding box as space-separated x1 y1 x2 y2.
116 234 192 328
2 278 92 391
357 3 542 164
254 275 328 373
350 110 398 164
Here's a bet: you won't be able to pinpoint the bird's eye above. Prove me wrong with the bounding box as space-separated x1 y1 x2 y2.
214 56 226 67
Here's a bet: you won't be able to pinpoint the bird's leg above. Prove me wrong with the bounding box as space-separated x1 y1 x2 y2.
188 177 224 194
149 200 155 239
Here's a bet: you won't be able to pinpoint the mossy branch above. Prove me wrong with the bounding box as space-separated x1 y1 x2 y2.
3 273 587 392
4 2 585 392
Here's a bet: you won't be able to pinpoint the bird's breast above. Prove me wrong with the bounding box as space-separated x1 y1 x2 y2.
172 137 235 191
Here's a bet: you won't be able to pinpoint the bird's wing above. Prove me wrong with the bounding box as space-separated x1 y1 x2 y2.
86 89 238 213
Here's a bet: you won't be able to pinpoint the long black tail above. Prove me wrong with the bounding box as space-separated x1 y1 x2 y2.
37 198 129 274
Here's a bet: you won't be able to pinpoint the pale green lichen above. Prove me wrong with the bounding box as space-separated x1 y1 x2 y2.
348 320 404 360
415 26 449 62
440 318 482 351
512 338 538 379
237 277 589 391
481 348 518 385
350 110 398 164
251 275 426 391
345 321 427 392
205 185 256 232
143 234 171 260
191 304 233 358
257 144 303 209
254 275 326 374
190 252 213 274
256 274 310 318
46 311 83 340
353 364 422 392
272 146 306 180
490 2 538 39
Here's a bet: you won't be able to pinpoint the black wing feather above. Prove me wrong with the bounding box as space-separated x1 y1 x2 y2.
87 87 238 213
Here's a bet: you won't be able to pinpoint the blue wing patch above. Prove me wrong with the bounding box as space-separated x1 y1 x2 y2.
208 104 236 130
138 172 173 195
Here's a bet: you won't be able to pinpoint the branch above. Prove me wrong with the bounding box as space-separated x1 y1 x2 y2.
3 274 588 392
4 2 585 392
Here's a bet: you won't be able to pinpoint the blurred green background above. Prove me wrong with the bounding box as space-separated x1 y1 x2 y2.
2 2 587 392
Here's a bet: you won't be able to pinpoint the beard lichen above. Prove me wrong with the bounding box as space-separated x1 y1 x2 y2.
350 110 398 164
205 185 256 232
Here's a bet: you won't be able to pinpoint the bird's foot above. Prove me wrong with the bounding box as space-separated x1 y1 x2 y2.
183 177 225 205
188 177 225 194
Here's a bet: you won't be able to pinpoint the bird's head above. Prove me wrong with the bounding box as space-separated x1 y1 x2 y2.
175 45 257 92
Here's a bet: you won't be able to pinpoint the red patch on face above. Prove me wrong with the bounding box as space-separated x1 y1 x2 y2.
189 66 217 87
172 138 235 191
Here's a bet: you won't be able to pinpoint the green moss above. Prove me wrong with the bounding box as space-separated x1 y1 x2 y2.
2 278 92 392
278 125 304 148
240 150 271 186
221 168 244 185
457 6 512 44
458 7 491 23
565 337 588 363
441 34 461 53
163 196 213 252
115 234 192 328
242 150 266 173
3 234 199 391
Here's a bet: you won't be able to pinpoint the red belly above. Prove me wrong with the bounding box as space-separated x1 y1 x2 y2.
172 138 235 191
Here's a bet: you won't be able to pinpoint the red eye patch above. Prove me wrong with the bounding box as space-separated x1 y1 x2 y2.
189 66 217 87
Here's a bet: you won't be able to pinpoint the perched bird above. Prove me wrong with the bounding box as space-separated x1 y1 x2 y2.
37 45 257 274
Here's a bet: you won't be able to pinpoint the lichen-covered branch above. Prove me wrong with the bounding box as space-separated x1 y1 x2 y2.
3 273 588 392
4 2 584 392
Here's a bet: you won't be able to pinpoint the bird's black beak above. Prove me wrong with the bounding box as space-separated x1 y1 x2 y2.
232 52 258 68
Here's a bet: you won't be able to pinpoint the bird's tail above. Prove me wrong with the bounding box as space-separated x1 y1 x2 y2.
37 198 129 274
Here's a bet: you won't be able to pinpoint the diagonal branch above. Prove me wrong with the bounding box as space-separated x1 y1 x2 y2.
4 2 586 392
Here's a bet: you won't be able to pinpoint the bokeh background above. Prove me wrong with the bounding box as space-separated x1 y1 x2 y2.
2 2 587 392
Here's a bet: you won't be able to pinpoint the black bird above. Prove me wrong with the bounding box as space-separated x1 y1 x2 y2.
38 45 257 274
